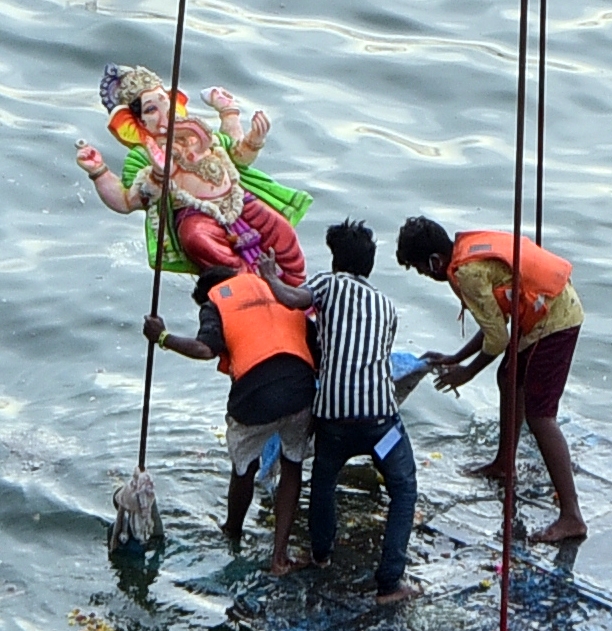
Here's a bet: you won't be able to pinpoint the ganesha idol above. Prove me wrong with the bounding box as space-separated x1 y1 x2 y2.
75 64 311 286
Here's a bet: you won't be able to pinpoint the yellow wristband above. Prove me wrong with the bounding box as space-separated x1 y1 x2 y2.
157 330 170 349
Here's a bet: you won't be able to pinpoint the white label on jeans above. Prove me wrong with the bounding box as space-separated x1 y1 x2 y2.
374 425 402 460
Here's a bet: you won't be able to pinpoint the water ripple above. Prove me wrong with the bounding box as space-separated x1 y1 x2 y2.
181 0 597 77
1 1 612 628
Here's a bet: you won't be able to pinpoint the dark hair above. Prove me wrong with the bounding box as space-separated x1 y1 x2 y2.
326 219 376 277
396 216 453 267
128 97 142 121
192 266 238 305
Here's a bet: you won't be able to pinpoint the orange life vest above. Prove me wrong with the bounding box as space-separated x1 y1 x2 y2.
208 274 314 380
447 230 572 334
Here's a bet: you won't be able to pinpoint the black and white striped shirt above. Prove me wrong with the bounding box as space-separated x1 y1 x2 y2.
303 271 398 420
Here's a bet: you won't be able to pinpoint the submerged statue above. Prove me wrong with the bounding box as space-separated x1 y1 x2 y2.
108 466 163 554
75 64 311 285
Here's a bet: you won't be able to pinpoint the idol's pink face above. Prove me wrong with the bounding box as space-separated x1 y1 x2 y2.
139 87 170 136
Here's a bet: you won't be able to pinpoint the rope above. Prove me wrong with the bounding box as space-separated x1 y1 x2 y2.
535 0 547 246
138 0 188 472
500 0 530 627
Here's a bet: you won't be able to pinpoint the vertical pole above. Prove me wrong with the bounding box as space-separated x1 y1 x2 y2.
500 0 530 627
139 0 188 472
535 0 547 246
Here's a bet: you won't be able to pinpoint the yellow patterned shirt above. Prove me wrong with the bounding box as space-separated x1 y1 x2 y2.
454 260 584 356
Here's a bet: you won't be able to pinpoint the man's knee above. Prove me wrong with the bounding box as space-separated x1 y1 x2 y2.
279 454 302 473
311 451 343 486
379 450 417 499
526 415 557 436
233 459 259 479
386 473 417 502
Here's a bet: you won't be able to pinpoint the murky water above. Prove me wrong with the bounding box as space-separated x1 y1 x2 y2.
1 1 612 629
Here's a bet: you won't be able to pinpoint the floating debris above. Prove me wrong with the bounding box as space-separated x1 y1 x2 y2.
67 608 115 631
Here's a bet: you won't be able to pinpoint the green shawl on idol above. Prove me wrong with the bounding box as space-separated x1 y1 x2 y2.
121 132 313 274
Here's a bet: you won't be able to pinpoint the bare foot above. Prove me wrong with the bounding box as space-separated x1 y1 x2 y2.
219 522 242 541
376 583 422 606
464 461 514 480
529 517 587 543
311 556 331 569
270 556 310 577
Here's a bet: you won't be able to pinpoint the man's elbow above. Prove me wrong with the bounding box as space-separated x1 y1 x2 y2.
191 341 215 360
482 341 506 357
289 288 313 310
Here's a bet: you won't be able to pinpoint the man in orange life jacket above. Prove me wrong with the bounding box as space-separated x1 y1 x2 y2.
143 266 317 575
396 216 587 543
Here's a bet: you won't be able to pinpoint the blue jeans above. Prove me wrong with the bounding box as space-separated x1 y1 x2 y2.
308 415 417 596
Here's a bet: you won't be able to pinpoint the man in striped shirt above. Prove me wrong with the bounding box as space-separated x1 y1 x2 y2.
259 219 418 605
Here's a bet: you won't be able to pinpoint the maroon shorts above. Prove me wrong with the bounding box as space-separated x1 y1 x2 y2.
497 326 580 419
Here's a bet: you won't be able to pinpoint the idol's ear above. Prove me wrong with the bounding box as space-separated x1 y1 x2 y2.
175 90 189 117
107 106 149 148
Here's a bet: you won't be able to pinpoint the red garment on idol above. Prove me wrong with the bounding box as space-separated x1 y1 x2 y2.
177 195 306 287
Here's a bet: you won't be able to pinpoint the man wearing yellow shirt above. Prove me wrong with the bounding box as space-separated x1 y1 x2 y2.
395 216 587 543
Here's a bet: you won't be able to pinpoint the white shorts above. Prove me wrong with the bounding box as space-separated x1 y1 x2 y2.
226 406 313 476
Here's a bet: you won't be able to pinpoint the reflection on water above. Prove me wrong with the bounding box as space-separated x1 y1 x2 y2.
110 544 164 607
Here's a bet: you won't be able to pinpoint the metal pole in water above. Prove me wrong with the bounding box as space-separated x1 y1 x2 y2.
500 0 530 627
535 0 547 246
139 0 188 472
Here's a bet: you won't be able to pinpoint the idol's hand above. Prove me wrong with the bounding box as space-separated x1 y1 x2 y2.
75 140 105 174
245 110 270 149
200 86 236 112
142 136 167 176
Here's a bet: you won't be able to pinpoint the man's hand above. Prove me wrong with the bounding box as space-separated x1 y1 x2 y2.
258 248 278 282
420 351 457 366
258 248 312 310
143 315 166 343
433 364 473 393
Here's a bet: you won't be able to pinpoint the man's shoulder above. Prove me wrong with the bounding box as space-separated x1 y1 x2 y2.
305 272 395 304
199 300 221 323
217 272 267 296
303 270 333 289
352 275 393 299
307 270 333 281
455 259 510 285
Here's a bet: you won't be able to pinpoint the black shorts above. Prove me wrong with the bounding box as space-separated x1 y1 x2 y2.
498 326 580 419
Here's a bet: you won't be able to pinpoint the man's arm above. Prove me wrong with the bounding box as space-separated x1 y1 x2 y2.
456 263 510 356
259 249 313 310
452 330 485 363
434 264 506 392
143 315 215 360
421 327 484 371
433 349 497 393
